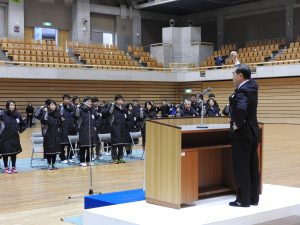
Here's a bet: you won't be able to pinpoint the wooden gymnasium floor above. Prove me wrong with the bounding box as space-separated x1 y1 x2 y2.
0 123 300 225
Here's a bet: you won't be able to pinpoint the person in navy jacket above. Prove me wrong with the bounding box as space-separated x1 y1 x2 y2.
59 94 76 163
206 98 221 117
75 96 97 167
92 96 104 161
106 95 132 164
0 100 27 174
229 64 260 207
139 101 157 150
36 99 62 170
125 103 139 156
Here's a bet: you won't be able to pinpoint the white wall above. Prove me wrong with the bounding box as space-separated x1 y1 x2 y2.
1 64 300 82
8 0 24 38
0 66 177 82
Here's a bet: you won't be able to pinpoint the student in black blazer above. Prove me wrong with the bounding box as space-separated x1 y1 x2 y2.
229 64 260 207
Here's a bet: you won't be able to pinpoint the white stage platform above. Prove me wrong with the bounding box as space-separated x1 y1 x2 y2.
83 184 300 225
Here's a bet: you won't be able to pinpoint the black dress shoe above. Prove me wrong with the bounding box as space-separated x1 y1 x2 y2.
251 202 258 206
229 201 250 207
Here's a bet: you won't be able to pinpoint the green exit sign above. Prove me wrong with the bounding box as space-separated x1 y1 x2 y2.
185 89 192 93
43 22 52 27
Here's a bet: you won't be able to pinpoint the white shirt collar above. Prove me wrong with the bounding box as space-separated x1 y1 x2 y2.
238 79 249 89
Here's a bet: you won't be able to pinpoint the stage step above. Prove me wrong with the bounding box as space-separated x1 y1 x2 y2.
83 184 300 225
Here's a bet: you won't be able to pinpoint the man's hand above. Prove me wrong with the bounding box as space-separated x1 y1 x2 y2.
232 124 238 131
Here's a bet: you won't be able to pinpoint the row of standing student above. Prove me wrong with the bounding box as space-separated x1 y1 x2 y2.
0 94 222 173
0 95 160 173
32 94 160 168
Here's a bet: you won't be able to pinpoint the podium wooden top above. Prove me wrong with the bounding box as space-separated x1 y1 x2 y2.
180 124 230 133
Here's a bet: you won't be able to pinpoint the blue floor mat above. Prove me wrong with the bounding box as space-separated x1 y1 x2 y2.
63 189 145 225
62 215 82 225
84 189 145 209
0 149 144 173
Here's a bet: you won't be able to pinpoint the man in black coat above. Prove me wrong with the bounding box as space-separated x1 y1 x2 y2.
190 95 200 112
132 99 141 115
156 100 170 118
75 96 97 167
39 99 62 170
229 64 260 207
179 99 198 117
190 94 206 116
92 96 103 161
59 94 76 163
139 101 157 150
108 95 132 164
26 102 34 128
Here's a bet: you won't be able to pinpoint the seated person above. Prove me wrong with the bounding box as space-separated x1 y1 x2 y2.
206 98 221 117
168 103 177 117
179 99 198 117
156 100 170 118
214 55 224 66
208 93 220 111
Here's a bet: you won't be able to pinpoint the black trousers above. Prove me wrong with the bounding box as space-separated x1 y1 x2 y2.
125 144 132 155
79 146 91 163
231 138 260 205
3 154 17 168
46 154 57 165
141 125 146 149
95 142 101 157
111 145 124 161
59 144 73 161
27 115 33 127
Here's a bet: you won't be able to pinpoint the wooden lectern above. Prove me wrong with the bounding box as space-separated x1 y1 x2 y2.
145 117 263 209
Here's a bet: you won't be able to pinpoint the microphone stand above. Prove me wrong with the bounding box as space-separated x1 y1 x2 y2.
68 106 101 199
196 87 212 129
88 110 94 195
197 99 208 128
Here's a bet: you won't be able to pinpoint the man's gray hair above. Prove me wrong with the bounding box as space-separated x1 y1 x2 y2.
184 99 191 105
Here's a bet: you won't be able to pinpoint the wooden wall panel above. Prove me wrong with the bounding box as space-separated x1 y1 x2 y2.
179 77 300 124
0 78 180 114
1 76 300 124
24 26 34 39
181 150 199 203
59 29 69 49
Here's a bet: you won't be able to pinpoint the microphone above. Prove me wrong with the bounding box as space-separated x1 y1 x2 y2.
200 87 212 95
196 87 212 99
